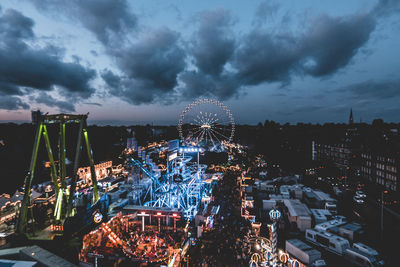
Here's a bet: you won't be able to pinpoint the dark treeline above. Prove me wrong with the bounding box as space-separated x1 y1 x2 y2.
1 119 399 194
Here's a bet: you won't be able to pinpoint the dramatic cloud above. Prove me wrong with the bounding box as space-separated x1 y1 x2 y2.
84 102 102 107
178 9 239 100
179 71 239 100
0 8 34 42
25 0 400 111
233 31 299 85
177 5 382 102
0 81 23 96
191 9 236 76
300 13 375 77
30 0 137 45
0 7 96 111
103 28 186 104
34 92 76 112
0 95 29 110
233 11 377 85
372 0 400 17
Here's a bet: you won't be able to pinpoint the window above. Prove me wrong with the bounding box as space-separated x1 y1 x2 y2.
307 232 313 239
329 242 336 248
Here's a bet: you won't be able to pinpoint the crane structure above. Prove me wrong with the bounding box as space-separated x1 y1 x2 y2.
16 113 99 234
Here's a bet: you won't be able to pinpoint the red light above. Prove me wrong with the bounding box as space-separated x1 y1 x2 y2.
172 213 177 217
157 212 162 216
141 211 146 215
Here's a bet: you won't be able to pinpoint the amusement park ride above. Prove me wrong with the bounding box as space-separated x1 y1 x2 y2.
16 112 99 234
248 209 307 267
178 99 235 151
124 98 235 219
17 99 235 238
130 152 208 219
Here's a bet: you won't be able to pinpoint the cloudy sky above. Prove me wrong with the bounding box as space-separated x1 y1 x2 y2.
0 0 399 125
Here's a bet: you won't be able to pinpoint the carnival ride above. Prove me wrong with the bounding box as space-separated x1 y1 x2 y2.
247 209 307 267
130 152 210 219
80 213 181 265
16 113 100 235
126 100 234 219
178 99 235 151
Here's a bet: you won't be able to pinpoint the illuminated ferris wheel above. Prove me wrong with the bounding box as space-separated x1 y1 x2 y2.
178 99 235 150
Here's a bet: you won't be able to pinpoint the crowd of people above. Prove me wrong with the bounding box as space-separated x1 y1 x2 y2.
188 170 252 266
80 213 183 264
124 228 174 261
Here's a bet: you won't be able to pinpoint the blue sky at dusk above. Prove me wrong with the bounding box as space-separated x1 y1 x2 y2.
0 0 399 125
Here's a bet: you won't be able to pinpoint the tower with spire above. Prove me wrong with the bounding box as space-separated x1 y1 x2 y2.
349 108 354 125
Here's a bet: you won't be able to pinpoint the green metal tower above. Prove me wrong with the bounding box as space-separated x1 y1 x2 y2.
16 113 100 234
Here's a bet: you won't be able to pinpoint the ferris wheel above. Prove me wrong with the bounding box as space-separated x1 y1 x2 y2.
178 99 235 150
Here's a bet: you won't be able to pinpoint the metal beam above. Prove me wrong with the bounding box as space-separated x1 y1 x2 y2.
66 119 84 216
42 124 59 194
83 123 99 203
16 122 43 233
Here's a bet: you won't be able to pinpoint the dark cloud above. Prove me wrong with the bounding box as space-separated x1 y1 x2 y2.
26 1 400 108
191 9 236 76
84 102 102 107
0 7 96 111
233 11 377 85
0 82 23 96
116 28 185 91
180 6 381 101
233 31 299 85
34 92 76 112
179 9 238 101
253 1 280 26
0 8 34 42
0 95 29 110
179 71 239 100
341 79 400 100
102 28 186 104
0 45 96 98
30 0 137 45
300 13 376 77
101 69 122 93
372 0 400 17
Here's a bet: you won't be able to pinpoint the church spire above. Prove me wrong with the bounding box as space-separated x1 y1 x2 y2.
349 108 354 125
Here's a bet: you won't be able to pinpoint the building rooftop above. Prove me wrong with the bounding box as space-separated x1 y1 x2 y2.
0 246 30 258
352 242 379 256
310 229 350 244
19 245 76 267
313 190 335 202
310 209 332 219
346 247 377 262
340 223 363 232
287 238 313 251
315 216 347 231
286 239 321 257
269 194 287 200
283 199 311 217
0 259 36 267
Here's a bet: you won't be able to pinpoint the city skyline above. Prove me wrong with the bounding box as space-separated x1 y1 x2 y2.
0 0 400 125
